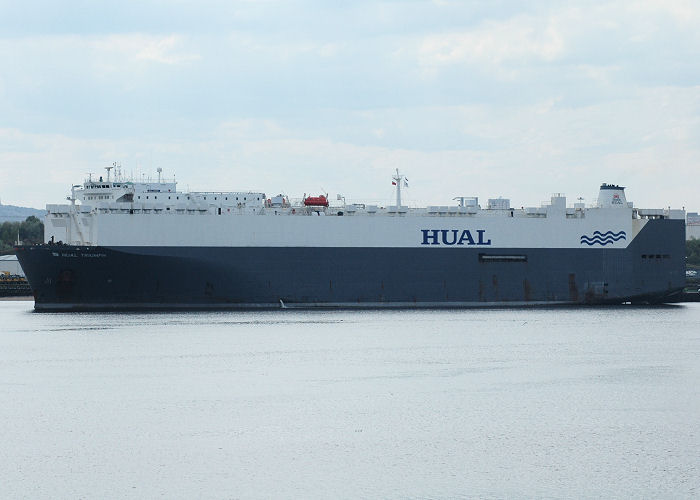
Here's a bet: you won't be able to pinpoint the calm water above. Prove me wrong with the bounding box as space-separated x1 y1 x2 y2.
1 301 699 499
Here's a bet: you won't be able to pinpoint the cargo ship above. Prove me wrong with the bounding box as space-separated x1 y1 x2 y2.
16 167 686 311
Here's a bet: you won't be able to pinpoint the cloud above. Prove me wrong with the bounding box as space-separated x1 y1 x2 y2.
105 34 199 65
636 0 700 26
2 1 700 213
90 34 200 72
419 15 565 69
4 79 699 210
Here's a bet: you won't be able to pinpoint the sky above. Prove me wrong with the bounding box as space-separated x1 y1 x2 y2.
1 0 699 211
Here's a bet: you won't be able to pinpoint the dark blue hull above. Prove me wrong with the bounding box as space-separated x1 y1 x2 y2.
15 220 686 311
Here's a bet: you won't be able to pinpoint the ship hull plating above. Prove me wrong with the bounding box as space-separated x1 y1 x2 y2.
16 220 685 311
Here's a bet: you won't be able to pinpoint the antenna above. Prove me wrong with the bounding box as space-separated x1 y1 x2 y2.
105 164 114 182
157 167 162 183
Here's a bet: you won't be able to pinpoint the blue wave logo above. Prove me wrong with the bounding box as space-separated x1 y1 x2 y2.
580 230 626 246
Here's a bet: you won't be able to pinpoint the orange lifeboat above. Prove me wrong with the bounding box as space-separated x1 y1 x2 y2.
304 195 329 207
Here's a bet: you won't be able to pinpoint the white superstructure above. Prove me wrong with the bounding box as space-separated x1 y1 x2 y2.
43 167 685 249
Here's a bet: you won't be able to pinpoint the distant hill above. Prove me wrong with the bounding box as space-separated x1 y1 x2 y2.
0 204 46 223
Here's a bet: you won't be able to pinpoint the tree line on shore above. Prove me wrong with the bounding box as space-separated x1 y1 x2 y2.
0 216 44 254
2 216 700 264
688 238 700 266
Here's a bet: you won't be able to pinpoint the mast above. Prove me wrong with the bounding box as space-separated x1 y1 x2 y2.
392 169 406 207
68 184 79 206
